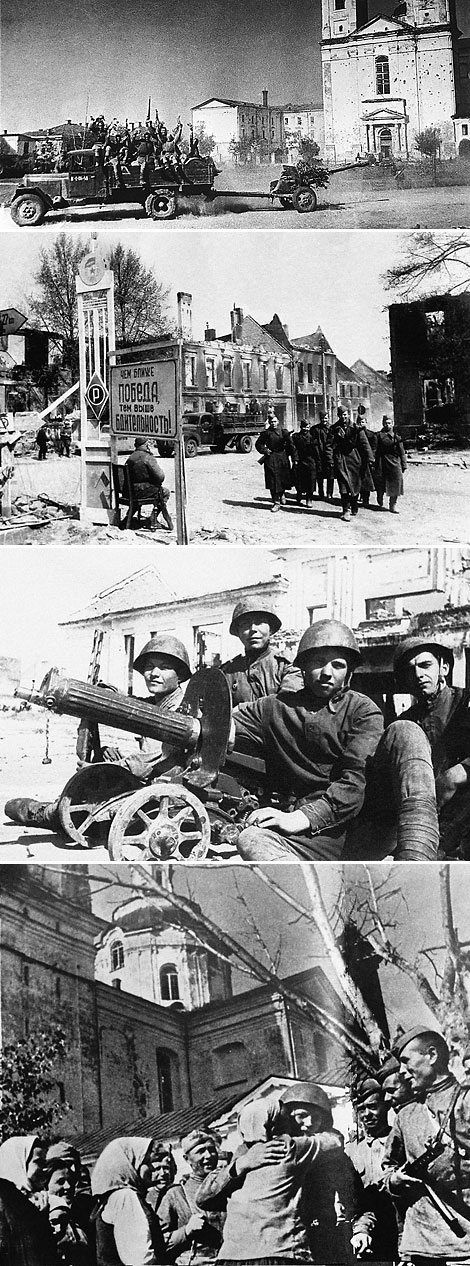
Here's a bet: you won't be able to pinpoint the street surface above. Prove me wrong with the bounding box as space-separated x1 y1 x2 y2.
1 167 469 230
3 450 470 546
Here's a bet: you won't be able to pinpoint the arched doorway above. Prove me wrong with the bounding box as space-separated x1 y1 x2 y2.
378 127 393 159
459 138 470 159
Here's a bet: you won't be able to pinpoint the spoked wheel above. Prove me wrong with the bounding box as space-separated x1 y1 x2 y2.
107 782 211 861
145 190 176 220
57 764 141 848
10 193 47 226
292 186 317 213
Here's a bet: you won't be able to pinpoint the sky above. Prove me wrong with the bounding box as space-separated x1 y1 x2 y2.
1 0 469 135
0 227 427 371
81 860 470 1035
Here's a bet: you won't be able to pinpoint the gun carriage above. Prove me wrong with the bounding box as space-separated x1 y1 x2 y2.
16 668 264 861
9 152 335 225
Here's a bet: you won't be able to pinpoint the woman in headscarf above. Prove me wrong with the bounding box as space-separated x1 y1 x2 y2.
157 1130 223 1263
91 1136 168 1266
0 1135 47 1195
0 1178 59 1266
196 1096 343 1263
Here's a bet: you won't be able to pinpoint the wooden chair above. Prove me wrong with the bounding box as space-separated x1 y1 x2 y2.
112 463 172 531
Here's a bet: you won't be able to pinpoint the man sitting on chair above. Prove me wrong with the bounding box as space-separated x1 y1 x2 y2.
125 437 173 531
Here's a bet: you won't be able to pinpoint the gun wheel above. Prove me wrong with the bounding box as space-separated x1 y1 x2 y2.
107 782 211 862
57 764 141 848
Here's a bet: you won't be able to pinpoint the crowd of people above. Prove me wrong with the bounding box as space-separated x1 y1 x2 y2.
1 1026 470 1266
255 406 407 519
5 596 469 859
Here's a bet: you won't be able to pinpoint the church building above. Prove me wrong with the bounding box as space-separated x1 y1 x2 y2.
321 0 467 162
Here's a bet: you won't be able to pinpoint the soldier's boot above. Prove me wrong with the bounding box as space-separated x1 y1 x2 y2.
4 797 62 833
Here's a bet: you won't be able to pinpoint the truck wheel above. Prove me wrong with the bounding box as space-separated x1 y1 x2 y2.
10 193 47 226
184 437 198 458
292 186 317 213
145 191 176 220
238 435 253 453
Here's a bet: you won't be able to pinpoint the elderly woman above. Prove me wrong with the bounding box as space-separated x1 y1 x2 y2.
197 1096 344 1263
91 1137 169 1266
157 1130 223 1263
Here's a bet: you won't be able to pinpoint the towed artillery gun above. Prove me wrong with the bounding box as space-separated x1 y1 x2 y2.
15 668 264 860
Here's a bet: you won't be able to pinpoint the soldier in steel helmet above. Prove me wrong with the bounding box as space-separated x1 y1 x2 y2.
393 636 470 855
4 635 192 831
231 619 438 861
220 599 302 705
232 618 384 860
280 1082 377 1261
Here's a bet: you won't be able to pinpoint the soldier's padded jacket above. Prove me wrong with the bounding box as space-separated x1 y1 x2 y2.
398 685 470 777
221 646 302 706
196 1132 344 1262
382 1074 470 1259
233 686 384 854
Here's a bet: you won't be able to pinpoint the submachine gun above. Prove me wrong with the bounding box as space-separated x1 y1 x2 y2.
385 1137 467 1240
16 668 264 859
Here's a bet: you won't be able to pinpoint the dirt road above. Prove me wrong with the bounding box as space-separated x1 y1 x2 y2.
5 450 470 546
1 168 469 230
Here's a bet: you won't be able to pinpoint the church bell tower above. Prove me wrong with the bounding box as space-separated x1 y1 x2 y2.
322 0 369 40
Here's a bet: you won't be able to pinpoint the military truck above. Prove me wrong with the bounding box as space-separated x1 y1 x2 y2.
157 411 261 458
9 149 325 225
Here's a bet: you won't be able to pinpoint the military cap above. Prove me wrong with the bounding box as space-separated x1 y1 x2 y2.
376 1056 400 1084
393 1025 445 1057
181 1129 218 1158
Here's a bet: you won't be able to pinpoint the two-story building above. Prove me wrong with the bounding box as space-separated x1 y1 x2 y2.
192 92 285 163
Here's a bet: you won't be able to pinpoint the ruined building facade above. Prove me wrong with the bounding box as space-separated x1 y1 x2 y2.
321 0 468 163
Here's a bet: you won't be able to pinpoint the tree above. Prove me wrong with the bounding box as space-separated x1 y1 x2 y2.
384 231 470 298
28 234 90 378
228 136 255 164
414 127 441 185
194 124 216 157
105 243 173 344
339 865 470 1059
0 1026 70 1140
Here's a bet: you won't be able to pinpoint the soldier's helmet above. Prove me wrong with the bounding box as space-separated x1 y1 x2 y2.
294 619 361 668
280 1081 332 1123
133 634 191 681
229 598 282 637
393 636 454 689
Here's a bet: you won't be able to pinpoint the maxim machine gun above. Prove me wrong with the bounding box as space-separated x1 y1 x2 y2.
16 668 264 860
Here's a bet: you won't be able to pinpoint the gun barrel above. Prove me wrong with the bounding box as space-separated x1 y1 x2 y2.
16 671 200 750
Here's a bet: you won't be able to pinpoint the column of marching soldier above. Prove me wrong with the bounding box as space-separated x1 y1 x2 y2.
255 405 407 520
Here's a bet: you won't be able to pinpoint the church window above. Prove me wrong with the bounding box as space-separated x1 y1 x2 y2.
307 363 313 384
213 1041 248 1087
462 125 469 137
156 1049 175 1113
275 365 284 390
326 366 332 385
110 940 124 972
160 963 180 1001
335 0 346 7
298 363 304 383
376 56 391 96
